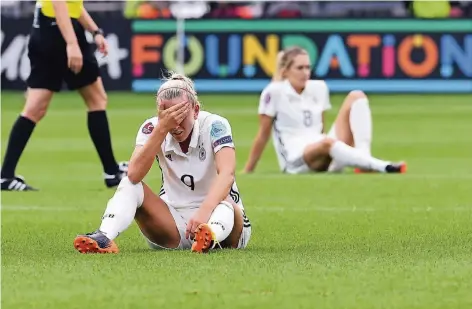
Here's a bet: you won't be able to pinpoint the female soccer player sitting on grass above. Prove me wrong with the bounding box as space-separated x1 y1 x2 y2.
243 46 407 175
74 73 251 254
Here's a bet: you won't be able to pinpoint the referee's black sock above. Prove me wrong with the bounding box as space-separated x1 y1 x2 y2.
87 110 119 175
1 116 36 179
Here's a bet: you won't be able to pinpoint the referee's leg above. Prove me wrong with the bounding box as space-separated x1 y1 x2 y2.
1 42 62 191
65 45 127 189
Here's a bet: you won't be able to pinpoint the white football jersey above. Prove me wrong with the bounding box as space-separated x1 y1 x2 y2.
135 111 243 210
258 80 332 171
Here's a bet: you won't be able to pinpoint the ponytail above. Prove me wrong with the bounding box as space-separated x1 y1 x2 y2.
272 51 285 82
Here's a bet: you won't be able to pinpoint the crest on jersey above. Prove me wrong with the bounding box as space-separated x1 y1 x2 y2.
210 120 227 139
264 92 271 104
199 146 206 161
142 122 154 134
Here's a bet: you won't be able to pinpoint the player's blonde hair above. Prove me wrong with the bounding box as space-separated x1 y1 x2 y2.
273 46 308 81
156 71 201 109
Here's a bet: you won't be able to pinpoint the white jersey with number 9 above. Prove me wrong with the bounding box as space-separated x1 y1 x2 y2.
135 111 244 211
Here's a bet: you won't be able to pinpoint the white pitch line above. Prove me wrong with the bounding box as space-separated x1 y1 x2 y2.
5 173 472 183
0 205 94 212
237 174 472 180
1 205 471 213
250 206 472 213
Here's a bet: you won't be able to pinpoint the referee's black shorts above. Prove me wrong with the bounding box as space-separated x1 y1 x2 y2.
26 10 100 92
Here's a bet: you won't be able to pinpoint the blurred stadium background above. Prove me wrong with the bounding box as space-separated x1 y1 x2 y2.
2 0 472 93
2 1 472 309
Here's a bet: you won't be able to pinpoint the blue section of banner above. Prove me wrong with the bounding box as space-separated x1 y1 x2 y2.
132 79 472 93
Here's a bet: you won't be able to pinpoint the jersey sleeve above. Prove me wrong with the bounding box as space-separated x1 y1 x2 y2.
209 117 235 153
135 118 157 146
320 81 332 112
258 84 277 117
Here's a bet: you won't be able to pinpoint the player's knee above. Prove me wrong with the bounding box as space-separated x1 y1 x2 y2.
218 201 235 214
22 108 47 123
303 138 334 165
127 170 144 185
86 92 107 111
81 82 108 111
320 137 335 153
21 98 50 122
347 90 367 101
119 176 140 189
116 176 144 206
97 91 108 109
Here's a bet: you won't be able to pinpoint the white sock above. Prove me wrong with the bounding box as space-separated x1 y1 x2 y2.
208 201 234 243
350 98 372 156
99 177 144 240
329 141 389 172
326 126 345 173
327 160 344 173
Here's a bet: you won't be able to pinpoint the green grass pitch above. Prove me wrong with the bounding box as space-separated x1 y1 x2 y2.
1 91 472 309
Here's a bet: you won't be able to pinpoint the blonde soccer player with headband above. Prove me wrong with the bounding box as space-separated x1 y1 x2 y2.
243 46 407 174
74 73 251 254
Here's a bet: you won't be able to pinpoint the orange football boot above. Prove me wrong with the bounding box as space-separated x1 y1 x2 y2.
191 224 216 253
355 162 407 174
74 230 119 254
385 162 407 173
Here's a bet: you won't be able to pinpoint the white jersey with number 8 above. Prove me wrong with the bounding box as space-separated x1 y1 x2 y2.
258 80 332 173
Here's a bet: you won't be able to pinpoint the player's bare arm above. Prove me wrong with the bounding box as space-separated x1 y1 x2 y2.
52 0 82 73
243 114 273 173
186 147 236 238
78 8 108 56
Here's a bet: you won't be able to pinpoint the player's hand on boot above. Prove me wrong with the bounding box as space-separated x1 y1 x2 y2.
185 209 211 240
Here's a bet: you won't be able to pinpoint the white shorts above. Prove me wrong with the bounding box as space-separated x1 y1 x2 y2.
284 125 338 174
142 197 252 250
